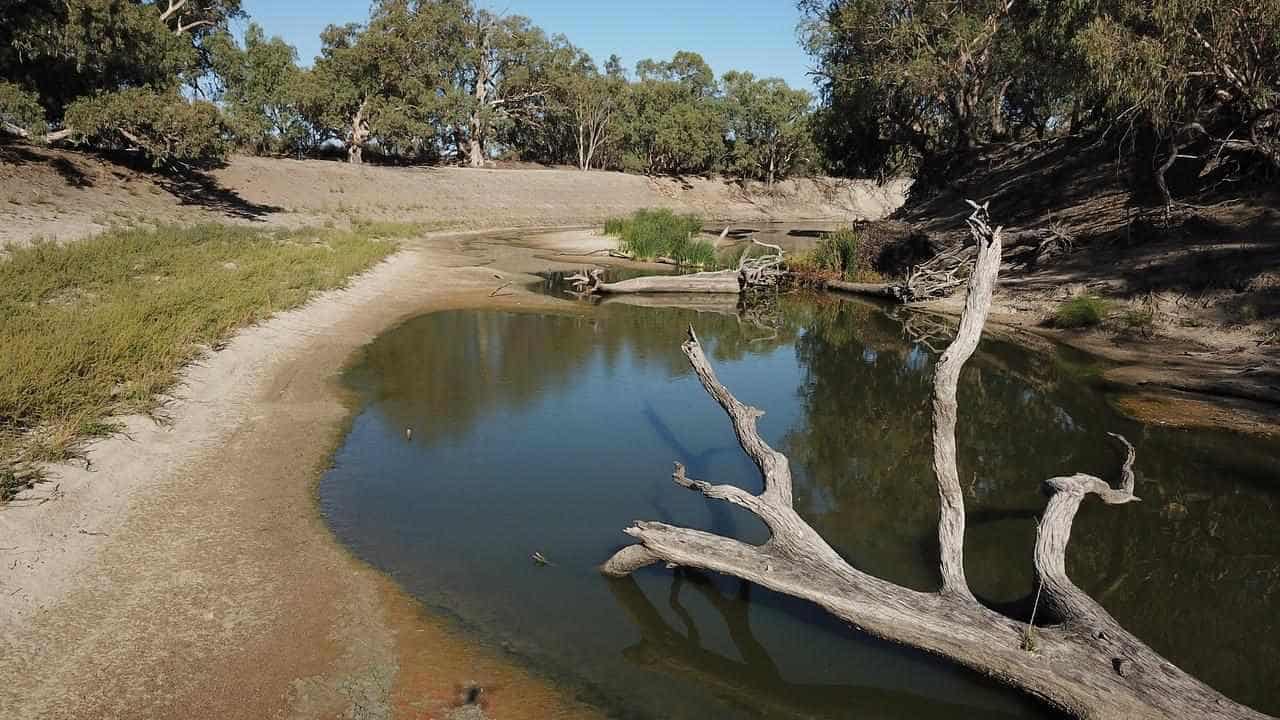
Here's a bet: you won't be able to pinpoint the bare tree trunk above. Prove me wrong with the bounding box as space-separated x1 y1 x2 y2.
468 21 493 169
585 270 743 295
467 128 484 168
990 78 1013 140
348 98 369 165
2 123 74 144
600 203 1272 720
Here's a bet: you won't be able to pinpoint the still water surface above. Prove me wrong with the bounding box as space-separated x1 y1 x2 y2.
321 297 1280 719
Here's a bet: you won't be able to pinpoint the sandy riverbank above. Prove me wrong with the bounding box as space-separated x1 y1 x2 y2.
1 145 1275 719
0 231 614 720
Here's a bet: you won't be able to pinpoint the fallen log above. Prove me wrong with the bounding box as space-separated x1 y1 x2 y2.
594 270 742 294
600 202 1272 720
568 237 787 296
822 279 907 301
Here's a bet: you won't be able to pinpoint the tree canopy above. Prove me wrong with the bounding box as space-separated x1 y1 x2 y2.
800 0 1280 189
0 0 242 164
0 0 818 181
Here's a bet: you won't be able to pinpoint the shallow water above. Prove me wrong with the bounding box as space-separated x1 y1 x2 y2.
321 296 1280 719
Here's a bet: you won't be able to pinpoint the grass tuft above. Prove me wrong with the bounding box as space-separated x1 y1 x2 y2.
1054 295 1111 328
0 221 418 496
1121 305 1156 336
603 209 714 267
788 227 875 282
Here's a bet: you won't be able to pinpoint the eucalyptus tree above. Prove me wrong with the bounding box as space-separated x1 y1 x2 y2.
550 60 627 171
801 0 1019 177
0 0 242 163
1078 0 1280 195
294 0 462 164
446 8 574 167
619 52 727 175
721 71 815 184
210 23 309 155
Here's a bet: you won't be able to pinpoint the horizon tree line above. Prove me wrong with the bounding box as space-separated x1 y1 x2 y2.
1 0 1276 197
0 0 817 184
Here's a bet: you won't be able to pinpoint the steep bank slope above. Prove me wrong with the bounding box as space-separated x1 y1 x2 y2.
889 138 1280 432
0 143 907 247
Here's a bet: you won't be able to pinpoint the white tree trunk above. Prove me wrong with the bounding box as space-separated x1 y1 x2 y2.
600 204 1273 720
348 98 369 165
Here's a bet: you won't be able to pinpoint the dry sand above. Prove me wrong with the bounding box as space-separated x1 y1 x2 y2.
0 231 619 720
0 145 1274 719
0 145 908 248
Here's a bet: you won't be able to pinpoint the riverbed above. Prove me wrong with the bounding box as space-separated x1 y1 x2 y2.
321 293 1280 719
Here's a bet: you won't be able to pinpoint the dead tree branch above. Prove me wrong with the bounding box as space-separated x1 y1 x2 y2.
599 202 1271 720
569 237 787 296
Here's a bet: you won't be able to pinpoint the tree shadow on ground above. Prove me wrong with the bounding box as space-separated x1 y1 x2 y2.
0 141 93 187
153 169 282 221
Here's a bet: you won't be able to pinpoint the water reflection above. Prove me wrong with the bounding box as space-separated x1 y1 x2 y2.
322 298 1280 719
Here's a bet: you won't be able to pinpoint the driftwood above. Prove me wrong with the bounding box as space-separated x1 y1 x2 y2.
575 269 743 294
903 240 978 302
569 235 787 296
822 279 907 301
600 203 1271 720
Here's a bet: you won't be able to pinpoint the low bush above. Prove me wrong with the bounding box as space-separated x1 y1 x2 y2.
1121 306 1156 335
65 88 229 167
1054 295 1111 328
0 82 47 138
788 227 872 282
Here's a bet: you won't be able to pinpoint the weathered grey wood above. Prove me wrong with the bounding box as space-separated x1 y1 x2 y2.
600 203 1272 720
595 270 742 295
930 212 1001 599
821 279 906 300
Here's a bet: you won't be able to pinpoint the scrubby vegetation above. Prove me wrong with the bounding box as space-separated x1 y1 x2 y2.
0 220 417 499
603 209 716 267
788 227 882 283
1054 295 1112 329
1 0 1274 202
802 0 1280 196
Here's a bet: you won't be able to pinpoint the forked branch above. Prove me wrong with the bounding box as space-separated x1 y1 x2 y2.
600 202 1271 720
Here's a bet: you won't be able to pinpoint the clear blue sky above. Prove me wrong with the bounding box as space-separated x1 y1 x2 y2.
237 0 816 91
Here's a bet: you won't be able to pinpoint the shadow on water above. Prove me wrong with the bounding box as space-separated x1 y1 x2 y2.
321 295 1280 719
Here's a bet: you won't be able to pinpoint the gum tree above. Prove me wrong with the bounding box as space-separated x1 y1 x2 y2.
721 71 815 184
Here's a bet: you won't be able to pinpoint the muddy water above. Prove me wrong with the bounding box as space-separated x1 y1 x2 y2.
320 296 1280 719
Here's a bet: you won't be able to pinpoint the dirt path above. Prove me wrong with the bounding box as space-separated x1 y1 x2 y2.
0 231 610 720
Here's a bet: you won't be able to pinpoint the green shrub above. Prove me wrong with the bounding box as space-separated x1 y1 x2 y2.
789 227 866 281
0 82 47 138
65 88 229 167
667 236 718 267
1054 295 1111 328
603 216 628 236
1119 304 1156 337
603 208 710 266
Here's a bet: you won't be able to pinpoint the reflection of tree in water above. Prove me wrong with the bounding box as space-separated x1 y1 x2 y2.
782 298 1280 712
352 303 802 449
607 572 1036 720
351 298 1280 714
